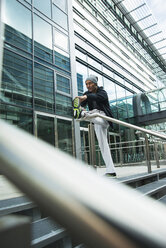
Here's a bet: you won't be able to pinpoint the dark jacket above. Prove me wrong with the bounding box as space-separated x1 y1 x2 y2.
81 86 113 127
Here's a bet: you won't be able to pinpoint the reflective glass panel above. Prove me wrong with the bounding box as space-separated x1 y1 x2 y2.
87 57 102 71
4 0 32 53
34 63 54 113
76 62 88 95
34 15 53 63
56 74 70 94
1 49 32 107
34 0 51 18
56 93 72 117
54 29 68 51
37 115 55 146
0 104 33 133
57 119 73 155
53 0 67 12
54 47 70 72
52 5 68 30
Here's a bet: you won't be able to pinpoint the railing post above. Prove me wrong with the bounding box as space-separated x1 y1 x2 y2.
154 142 160 168
144 134 151 173
88 123 96 169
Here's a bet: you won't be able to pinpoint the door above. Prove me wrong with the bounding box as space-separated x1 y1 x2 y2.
35 113 55 146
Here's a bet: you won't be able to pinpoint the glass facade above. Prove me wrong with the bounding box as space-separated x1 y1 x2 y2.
0 0 73 156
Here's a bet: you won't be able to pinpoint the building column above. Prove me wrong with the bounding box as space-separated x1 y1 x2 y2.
67 0 82 160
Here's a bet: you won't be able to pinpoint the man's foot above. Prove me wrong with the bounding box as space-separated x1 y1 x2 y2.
73 97 82 119
105 172 117 178
72 97 80 108
73 108 82 119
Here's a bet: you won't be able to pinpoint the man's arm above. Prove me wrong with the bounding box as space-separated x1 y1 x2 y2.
86 90 108 103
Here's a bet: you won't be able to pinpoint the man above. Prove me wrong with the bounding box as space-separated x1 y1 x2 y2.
73 75 117 178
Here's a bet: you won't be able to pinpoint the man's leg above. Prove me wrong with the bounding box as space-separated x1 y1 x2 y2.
94 123 116 174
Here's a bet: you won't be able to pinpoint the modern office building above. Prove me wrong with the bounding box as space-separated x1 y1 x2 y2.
1 0 166 164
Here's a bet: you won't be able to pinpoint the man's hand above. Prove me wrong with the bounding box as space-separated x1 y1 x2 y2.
76 95 87 103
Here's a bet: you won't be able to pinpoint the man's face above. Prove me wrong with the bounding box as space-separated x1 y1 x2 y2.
85 80 96 92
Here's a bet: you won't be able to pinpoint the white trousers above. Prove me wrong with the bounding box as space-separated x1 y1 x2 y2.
83 110 116 173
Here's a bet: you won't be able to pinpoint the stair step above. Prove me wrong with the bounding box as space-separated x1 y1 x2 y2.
136 178 166 198
158 195 166 204
31 217 70 248
0 196 35 216
118 169 166 188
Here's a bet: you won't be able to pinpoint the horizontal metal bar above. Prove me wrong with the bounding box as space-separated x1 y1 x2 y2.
79 113 166 140
1 120 166 247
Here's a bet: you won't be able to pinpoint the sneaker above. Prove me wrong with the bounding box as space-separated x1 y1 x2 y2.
105 172 117 178
73 108 82 119
72 97 80 108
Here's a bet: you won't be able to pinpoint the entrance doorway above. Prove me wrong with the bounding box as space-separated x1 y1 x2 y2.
35 113 55 146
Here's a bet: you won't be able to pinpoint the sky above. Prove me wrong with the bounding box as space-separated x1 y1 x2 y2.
145 0 166 38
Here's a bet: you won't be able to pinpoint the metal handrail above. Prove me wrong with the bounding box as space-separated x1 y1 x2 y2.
1 119 166 247
79 113 166 140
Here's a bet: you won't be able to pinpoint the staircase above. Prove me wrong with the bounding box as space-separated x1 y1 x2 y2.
1 168 166 248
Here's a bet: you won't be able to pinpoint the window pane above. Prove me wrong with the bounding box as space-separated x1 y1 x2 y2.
52 5 68 30
34 63 54 113
54 29 68 51
76 62 88 94
57 119 73 155
53 0 67 12
34 0 51 18
56 93 72 117
56 74 70 94
0 104 33 133
87 57 101 71
1 49 32 107
37 115 55 146
54 47 70 72
4 0 32 53
34 15 53 63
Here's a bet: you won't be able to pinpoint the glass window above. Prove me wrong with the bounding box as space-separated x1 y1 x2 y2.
54 47 70 72
76 62 88 94
54 29 68 51
34 63 54 113
103 77 116 102
34 0 51 18
0 104 33 133
37 115 55 146
57 119 73 155
56 93 72 117
56 74 70 94
34 15 53 63
52 5 68 30
53 0 67 13
75 49 87 62
87 57 102 71
4 0 32 53
1 49 32 107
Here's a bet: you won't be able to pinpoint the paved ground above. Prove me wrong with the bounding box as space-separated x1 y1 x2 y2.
97 164 166 177
1 164 166 201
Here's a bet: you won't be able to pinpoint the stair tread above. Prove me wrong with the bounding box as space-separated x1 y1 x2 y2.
158 195 166 203
0 196 35 216
31 217 67 247
136 179 166 195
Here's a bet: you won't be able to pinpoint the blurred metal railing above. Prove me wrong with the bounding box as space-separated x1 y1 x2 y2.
1 119 166 247
79 113 166 173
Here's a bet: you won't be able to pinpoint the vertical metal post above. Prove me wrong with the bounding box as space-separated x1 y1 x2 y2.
154 142 160 168
144 134 151 173
88 123 96 168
